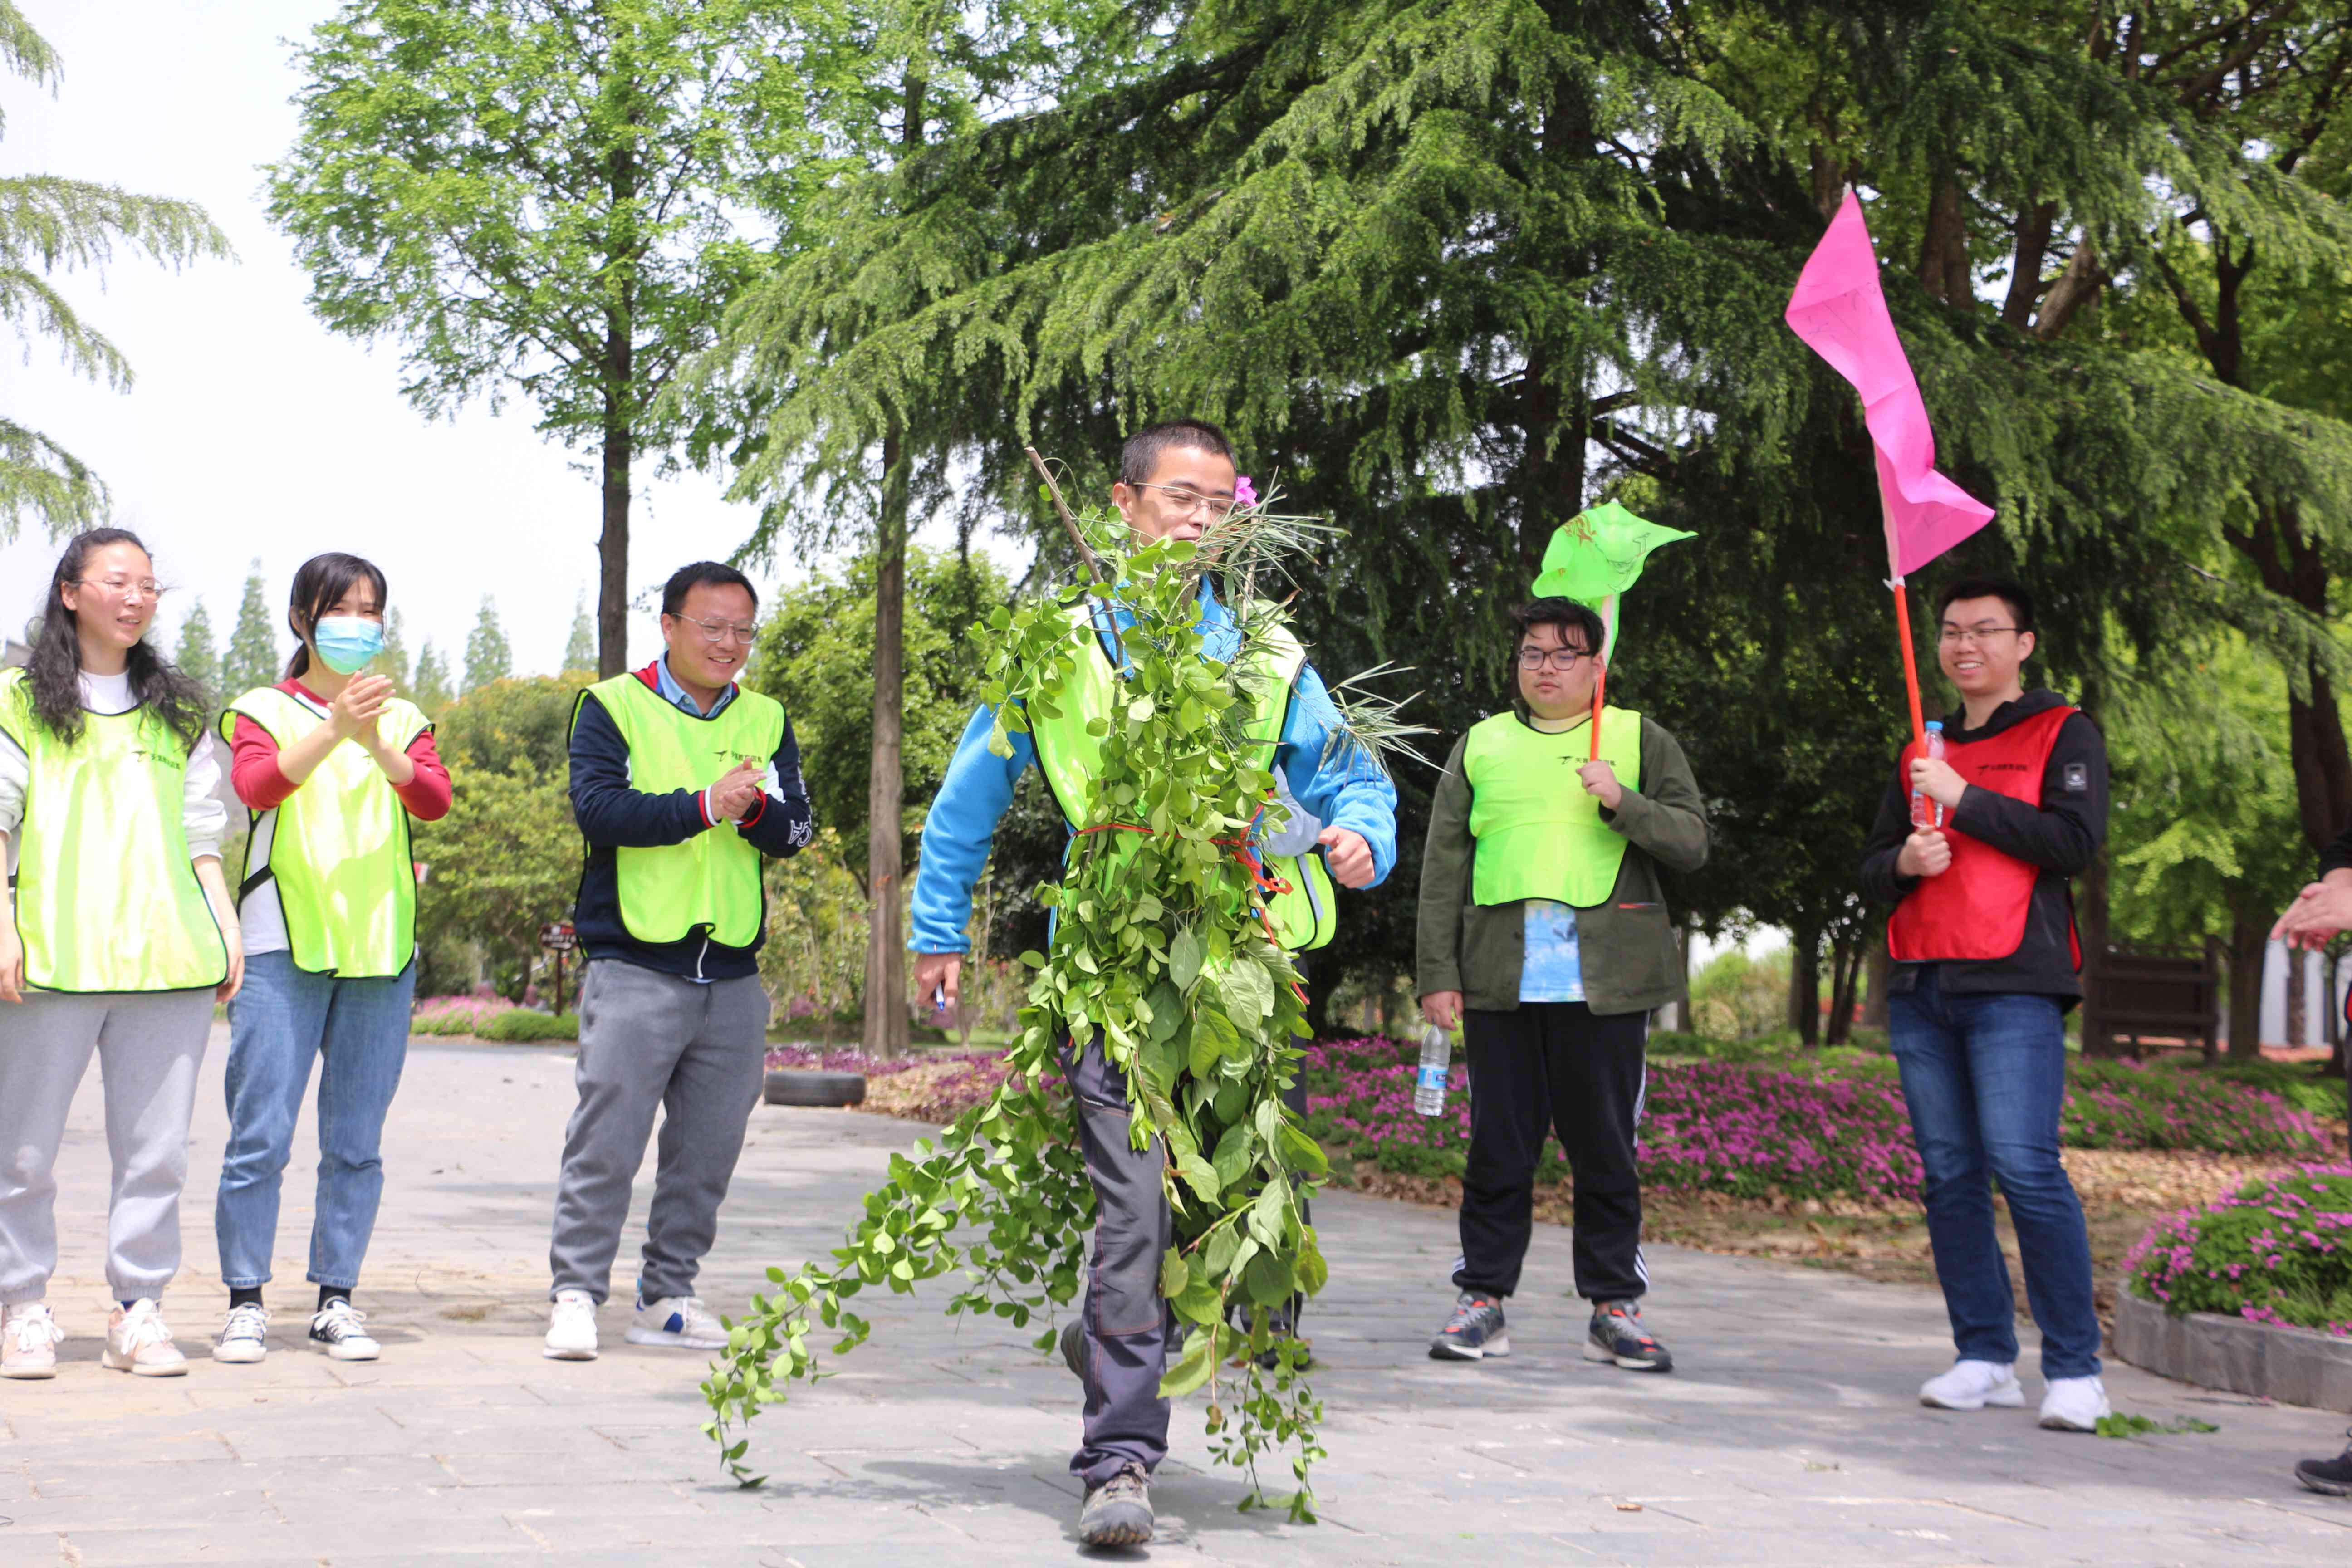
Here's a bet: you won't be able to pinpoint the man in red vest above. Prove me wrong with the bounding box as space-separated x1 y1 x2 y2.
1859 576 2110 1432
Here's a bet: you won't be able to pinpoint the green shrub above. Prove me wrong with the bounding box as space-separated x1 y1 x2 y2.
2126 1166 2352 1334
475 1009 579 1042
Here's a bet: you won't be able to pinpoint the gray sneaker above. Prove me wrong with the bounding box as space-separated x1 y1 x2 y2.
1079 1462 1153 1548
1430 1290 1508 1360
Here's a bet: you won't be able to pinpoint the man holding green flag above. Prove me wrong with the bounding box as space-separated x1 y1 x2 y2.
1415 505 1705 1371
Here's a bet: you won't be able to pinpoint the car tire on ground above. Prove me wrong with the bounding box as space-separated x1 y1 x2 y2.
763 1068 867 1108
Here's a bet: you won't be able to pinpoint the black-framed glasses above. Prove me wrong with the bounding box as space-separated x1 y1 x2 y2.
1132 482 1238 520
1937 624 2021 647
1517 647 1593 671
671 612 760 645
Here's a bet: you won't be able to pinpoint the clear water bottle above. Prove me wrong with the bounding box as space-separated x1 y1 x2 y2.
1910 720 1947 830
1414 1025 1452 1116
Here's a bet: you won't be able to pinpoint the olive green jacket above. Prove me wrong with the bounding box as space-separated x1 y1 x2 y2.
1415 713 1710 1017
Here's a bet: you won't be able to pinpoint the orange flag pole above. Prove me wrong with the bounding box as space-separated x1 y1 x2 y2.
1590 593 1616 762
1883 490 1926 753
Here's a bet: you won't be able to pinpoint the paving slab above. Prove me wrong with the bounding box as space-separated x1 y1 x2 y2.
0 1028 2346 1564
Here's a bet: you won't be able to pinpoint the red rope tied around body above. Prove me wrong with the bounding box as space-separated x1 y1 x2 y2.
1068 809 1310 1000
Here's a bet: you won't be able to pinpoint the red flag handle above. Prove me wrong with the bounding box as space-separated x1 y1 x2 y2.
1589 661 1607 762
1891 578 1926 752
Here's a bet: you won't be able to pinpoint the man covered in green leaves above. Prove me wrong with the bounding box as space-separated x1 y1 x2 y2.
910 419 1397 1548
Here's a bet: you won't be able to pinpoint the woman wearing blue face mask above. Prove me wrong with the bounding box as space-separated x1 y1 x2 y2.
211 554 452 1365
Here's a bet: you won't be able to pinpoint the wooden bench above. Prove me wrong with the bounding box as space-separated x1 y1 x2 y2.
2082 942 2220 1060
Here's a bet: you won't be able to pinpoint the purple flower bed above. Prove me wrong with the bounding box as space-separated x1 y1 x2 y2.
2068 1058 2328 1153
1302 1037 1924 1204
2125 1165 2352 1334
412 993 518 1036
764 1046 934 1077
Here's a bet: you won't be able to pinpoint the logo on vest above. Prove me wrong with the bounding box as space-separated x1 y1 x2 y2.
2062 762 2088 792
1977 761 2030 773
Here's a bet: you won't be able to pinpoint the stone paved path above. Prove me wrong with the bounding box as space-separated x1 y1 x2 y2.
2 1030 2349 1565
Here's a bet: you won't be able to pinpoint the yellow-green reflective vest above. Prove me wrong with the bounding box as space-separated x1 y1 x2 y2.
1026 602 1337 952
574 674 785 948
1464 706 1644 908
0 669 227 993
221 688 429 978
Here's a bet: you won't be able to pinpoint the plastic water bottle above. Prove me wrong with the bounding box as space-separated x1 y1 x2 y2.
1414 1025 1452 1117
1910 720 1947 830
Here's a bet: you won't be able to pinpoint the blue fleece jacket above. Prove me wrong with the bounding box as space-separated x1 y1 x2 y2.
909 583 1399 954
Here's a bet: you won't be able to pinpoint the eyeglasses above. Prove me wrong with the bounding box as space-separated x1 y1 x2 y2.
1517 647 1594 671
671 612 760 646
1132 482 1237 521
75 576 167 602
1938 624 2021 647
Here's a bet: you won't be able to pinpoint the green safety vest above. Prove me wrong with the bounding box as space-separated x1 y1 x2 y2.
574 674 786 949
0 669 228 993
1027 600 1338 952
1464 706 1645 908
221 687 430 978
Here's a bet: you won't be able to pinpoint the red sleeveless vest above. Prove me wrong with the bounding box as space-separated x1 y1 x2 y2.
1886 706 2081 966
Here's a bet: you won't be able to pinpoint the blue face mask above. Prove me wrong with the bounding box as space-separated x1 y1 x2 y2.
314 616 386 675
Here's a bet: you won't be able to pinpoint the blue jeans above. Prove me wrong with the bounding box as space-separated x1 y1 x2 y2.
1889 968 2101 1380
216 952 416 1292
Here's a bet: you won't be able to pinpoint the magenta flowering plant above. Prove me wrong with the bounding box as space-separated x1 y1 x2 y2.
2125 1166 2352 1334
1233 475 1259 508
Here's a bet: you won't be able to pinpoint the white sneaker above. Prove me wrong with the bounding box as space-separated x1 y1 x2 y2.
309 1298 380 1362
544 1289 599 1360
625 1294 728 1350
212 1302 270 1364
103 1298 188 1377
1920 1358 2024 1411
1 1302 64 1379
2039 1375 2112 1431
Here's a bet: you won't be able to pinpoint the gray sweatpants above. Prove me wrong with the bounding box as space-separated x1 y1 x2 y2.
1067 1038 1176 1486
547 959 769 1306
0 986 215 1305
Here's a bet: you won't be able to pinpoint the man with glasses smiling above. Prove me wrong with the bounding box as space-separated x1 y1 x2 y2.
1860 575 2111 1432
541 561 814 1363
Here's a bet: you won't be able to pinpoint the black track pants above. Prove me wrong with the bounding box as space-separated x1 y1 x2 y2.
1451 1001 1648 1303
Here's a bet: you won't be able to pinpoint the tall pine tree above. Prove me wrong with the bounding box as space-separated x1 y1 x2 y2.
378 605 412 688
463 597 512 692
413 641 453 714
222 562 282 698
562 593 595 673
173 598 219 698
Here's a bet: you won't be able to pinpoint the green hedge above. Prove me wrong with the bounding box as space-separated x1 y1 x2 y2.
475 1009 579 1042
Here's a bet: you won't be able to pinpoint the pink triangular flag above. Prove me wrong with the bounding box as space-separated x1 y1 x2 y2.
1786 191 1994 577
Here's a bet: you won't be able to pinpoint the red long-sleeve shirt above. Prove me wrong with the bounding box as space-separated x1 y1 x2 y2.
228 679 453 821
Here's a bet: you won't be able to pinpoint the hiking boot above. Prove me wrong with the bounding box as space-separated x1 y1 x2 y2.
1585 1299 1672 1372
625 1294 727 1350
212 1301 270 1364
1060 1317 1087 1380
2038 1375 2111 1432
102 1299 187 1377
1078 1461 1153 1548
2297 1430 2352 1495
309 1298 380 1362
1920 1358 2024 1411
1 1302 64 1379
1429 1290 1508 1361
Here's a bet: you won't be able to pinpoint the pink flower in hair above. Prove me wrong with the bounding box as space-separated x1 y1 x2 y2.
1234 475 1259 508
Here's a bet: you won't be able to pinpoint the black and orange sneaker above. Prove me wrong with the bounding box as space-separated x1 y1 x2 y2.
1585 1300 1672 1372
2297 1430 2352 1496
1429 1291 1508 1361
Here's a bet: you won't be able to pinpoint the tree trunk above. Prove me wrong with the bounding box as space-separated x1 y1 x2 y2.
2227 904 2267 1061
2075 676 2123 1057
597 382 632 679
2000 200 2058 332
861 421 912 1058
2288 944 2309 1049
1788 921 1821 1046
1824 931 1862 1046
1861 931 1891 1030
1916 170 1969 304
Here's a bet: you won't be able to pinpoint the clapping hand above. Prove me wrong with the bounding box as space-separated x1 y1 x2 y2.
328 674 395 743
709 759 766 823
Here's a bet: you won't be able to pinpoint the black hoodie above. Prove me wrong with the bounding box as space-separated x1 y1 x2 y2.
1858 690 2108 1002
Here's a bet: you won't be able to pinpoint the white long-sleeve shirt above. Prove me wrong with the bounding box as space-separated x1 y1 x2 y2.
0 668 227 875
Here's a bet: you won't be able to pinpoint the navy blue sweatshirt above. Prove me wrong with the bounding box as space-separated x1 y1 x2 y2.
567 666 815 980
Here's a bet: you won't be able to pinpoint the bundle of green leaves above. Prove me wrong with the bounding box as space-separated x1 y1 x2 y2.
703 495 1382 1517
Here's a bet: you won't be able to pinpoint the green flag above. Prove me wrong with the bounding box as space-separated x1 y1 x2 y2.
1531 500 1694 657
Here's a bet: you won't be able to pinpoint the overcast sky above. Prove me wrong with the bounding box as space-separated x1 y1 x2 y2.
2 0 1019 676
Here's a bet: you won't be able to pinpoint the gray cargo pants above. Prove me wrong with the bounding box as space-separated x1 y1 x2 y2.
547 960 769 1305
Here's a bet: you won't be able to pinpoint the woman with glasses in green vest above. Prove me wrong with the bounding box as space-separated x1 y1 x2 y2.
210 554 452 1366
0 528 243 1380
1416 596 1708 1373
